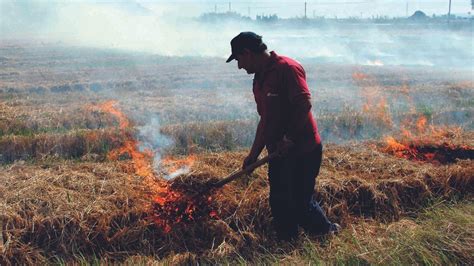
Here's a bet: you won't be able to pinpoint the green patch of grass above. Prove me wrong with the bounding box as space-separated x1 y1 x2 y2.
209 200 473 265
99 200 472 265
416 104 434 120
458 98 474 108
298 200 474 265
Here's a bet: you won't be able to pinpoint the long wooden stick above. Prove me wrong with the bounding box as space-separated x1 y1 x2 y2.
212 152 278 188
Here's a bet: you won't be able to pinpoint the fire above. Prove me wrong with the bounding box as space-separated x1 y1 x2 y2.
90 100 155 178
352 72 369 80
383 136 425 161
384 136 408 152
383 136 435 162
416 116 427 133
96 100 130 129
90 100 217 233
371 80 473 164
108 140 155 177
160 154 196 179
383 120 473 165
152 188 217 233
353 71 392 127
383 135 473 164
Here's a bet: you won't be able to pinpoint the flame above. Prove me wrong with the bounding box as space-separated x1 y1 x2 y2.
383 127 473 164
209 210 218 218
161 154 196 179
352 72 369 80
383 136 429 161
383 135 473 164
401 127 412 138
352 72 472 165
91 100 155 178
384 136 408 152
108 140 155 177
96 100 130 129
353 71 392 127
89 100 217 233
416 116 427 133
152 190 215 233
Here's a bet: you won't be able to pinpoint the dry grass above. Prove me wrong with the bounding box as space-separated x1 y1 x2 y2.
0 136 472 264
0 42 473 264
0 129 129 163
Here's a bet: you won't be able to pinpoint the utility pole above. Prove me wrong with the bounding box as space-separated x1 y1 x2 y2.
448 0 452 23
448 0 452 17
304 2 307 19
229 2 231 12
215 4 217 13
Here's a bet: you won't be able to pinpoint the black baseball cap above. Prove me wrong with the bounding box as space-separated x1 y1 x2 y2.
226 32 263 63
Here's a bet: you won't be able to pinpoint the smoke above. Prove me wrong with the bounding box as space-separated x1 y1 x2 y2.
0 0 59 36
1 0 472 68
42 1 244 58
136 116 173 173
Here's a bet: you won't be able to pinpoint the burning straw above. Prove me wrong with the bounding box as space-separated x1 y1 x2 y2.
1 101 472 264
1 141 472 264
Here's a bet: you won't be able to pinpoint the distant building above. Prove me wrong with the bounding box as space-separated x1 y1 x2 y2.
256 14 279 23
198 11 251 23
409 10 428 20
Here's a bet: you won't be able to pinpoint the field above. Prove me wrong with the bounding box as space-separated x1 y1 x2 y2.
0 41 473 264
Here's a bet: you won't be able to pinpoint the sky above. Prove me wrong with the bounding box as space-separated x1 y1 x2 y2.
1 0 472 21
0 0 472 67
139 0 472 18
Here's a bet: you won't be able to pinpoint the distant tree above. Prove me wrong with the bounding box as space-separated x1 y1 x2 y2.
409 10 428 20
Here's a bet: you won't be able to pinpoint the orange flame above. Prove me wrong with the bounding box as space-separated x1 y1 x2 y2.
161 154 196 178
90 100 216 233
352 72 369 80
383 136 423 161
91 100 155 178
96 100 130 129
384 136 408 152
353 71 392 127
416 116 427 133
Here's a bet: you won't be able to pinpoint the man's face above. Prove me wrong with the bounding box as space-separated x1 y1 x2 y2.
236 50 255 74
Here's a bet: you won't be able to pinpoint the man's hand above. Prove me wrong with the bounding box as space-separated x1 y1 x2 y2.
276 136 294 157
242 153 258 170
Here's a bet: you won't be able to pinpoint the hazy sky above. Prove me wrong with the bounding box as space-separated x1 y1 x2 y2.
139 0 472 18
1 0 472 20
1 0 472 67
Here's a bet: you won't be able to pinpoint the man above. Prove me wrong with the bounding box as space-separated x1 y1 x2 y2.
226 32 339 241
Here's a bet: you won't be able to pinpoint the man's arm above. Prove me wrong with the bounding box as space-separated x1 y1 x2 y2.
243 119 265 169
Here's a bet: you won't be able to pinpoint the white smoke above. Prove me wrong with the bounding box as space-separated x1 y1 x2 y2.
137 116 172 174
1 0 472 67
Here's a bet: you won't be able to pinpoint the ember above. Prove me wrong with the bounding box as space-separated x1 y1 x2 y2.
151 187 217 233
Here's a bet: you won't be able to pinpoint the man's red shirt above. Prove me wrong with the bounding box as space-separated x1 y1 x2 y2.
253 51 321 153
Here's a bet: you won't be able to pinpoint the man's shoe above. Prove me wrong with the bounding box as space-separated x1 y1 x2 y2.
328 223 341 235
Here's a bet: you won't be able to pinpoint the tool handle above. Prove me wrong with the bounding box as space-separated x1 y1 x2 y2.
212 152 278 188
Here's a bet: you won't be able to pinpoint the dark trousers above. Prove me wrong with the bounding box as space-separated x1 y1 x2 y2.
268 144 332 239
